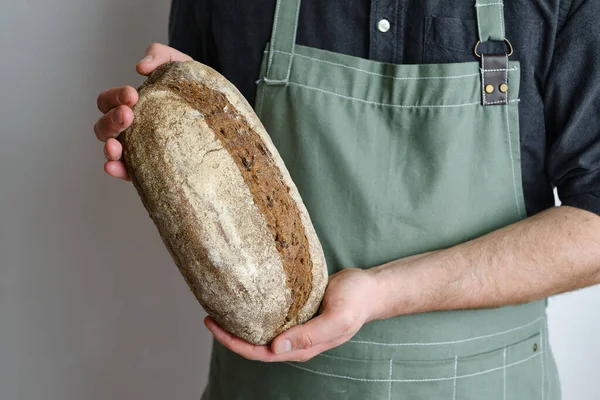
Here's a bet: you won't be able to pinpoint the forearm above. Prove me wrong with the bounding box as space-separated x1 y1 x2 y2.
369 206 600 321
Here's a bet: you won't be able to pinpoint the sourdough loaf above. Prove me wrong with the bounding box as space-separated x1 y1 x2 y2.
118 61 328 345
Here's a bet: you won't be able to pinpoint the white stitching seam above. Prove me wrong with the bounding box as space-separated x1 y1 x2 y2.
282 0 302 83
453 356 458 400
265 49 518 80
257 84 266 118
541 328 545 400
500 1 505 39
505 53 509 103
286 81 520 109
284 351 542 383
476 2 483 41
266 0 283 79
482 67 514 72
475 2 504 7
505 98 524 219
475 1 504 40
347 316 542 346
503 348 507 400
482 55 487 104
388 360 393 400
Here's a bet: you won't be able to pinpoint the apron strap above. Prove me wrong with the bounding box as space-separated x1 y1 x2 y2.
264 0 302 85
475 0 505 42
263 0 506 84
474 0 510 106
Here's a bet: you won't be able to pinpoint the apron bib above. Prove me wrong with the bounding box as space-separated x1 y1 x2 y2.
202 1 561 398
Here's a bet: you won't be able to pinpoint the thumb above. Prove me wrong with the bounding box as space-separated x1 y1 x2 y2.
136 43 193 76
271 310 356 355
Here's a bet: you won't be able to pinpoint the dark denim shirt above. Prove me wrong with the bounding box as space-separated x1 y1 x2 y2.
169 0 600 217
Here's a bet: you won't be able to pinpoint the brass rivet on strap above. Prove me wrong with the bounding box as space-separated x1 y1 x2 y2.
499 83 509 93
485 84 495 94
533 343 538 352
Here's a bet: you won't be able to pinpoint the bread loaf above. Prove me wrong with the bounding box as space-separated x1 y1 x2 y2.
118 61 328 345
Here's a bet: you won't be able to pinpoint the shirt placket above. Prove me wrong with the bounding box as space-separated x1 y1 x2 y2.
369 0 402 64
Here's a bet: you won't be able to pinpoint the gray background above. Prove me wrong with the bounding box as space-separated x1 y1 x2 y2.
1 0 598 399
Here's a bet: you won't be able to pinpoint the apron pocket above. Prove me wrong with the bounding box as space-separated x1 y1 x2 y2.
281 332 543 400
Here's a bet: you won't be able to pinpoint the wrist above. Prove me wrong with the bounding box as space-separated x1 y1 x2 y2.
366 261 416 321
367 250 452 321
364 267 388 323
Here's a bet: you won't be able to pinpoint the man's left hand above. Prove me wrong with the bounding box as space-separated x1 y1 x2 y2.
204 268 380 362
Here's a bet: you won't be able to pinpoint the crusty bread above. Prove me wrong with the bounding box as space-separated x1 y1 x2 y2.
118 61 328 345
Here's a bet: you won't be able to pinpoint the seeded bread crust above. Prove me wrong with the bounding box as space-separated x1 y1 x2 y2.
119 61 328 344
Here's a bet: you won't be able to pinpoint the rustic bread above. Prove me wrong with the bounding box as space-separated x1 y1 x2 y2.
118 61 328 345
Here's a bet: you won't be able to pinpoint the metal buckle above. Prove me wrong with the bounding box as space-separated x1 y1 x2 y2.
474 39 514 58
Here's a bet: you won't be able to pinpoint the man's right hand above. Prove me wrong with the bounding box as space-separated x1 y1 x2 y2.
94 43 192 180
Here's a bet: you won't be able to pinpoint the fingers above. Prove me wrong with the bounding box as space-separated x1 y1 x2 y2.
271 309 357 355
104 161 130 181
204 317 275 361
104 138 122 161
103 139 128 180
97 86 138 114
96 42 191 181
205 316 351 363
94 105 134 142
136 43 192 76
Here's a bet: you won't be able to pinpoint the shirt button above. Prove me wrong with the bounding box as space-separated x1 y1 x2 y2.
377 19 391 33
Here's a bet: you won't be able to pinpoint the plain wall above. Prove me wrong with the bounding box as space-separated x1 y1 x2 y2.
0 0 598 399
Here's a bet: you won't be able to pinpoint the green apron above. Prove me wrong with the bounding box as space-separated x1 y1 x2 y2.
202 0 561 398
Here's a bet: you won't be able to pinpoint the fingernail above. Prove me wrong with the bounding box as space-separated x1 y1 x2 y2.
275 340 292 354
118 89 129 104
139 55 153 64
114 108 124 125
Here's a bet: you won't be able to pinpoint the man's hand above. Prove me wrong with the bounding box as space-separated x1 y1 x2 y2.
204 268 379 362
94 43 192 180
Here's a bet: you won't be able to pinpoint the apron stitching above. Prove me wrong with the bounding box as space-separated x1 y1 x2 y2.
486 99 513 105
388 359 393 400
257 84 266 118
541 328 545 400
482 67 516 72
500 3 505 39
505 54 509 102
264 76 290 84
287 81 520 108
348 316 543 346
266 50 520 79
503 348 507 400
475 2 504 41
282 0 302 83
266 0 283 78
475 2 504 7
505 102 523 218
482 55 487 104
475 2 483 42
283 351 542 383
453 356 458 400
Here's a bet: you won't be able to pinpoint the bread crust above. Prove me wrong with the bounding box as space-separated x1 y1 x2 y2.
119 61 328 344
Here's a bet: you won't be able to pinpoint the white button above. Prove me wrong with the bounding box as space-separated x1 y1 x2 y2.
377 19 391 33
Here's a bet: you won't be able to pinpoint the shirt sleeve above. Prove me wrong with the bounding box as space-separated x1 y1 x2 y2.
544 0 600 215
168 0 217 67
